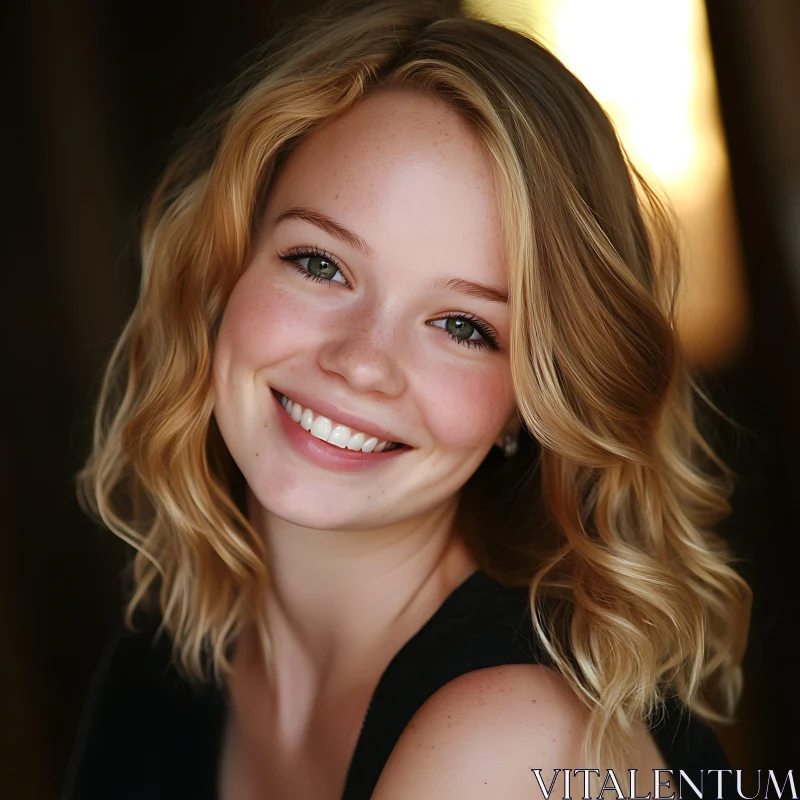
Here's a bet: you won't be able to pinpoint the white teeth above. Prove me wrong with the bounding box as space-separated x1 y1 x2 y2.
346 432 366 451
278 393 401 454
328 425 351 449
310 416 333 441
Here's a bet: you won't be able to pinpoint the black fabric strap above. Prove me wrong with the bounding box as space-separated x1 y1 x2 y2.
341 570 549 798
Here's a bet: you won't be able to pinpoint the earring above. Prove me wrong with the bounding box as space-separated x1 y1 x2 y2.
502 433 518 459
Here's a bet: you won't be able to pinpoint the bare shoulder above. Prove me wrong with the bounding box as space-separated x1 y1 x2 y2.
370 663 590 800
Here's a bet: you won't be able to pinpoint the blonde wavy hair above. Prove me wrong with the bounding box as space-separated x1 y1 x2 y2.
78 0 751 773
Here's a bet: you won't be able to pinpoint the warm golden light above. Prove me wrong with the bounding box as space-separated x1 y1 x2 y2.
464 0 749 369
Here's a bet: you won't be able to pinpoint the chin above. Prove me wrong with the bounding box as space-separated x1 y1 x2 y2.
245 474 383 531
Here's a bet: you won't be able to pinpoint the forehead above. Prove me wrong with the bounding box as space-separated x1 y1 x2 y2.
264 88 506 282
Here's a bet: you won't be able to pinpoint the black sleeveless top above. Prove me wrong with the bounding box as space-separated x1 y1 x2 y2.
63 570 735 799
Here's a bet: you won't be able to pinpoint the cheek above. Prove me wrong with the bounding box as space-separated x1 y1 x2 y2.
419 363 514 452
214 269 312 377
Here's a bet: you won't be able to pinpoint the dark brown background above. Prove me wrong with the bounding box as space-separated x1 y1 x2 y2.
2 1 798 797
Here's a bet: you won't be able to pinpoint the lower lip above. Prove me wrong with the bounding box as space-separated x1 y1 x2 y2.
271 389 411 473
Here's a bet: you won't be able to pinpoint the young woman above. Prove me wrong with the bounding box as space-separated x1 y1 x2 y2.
64 1 751 798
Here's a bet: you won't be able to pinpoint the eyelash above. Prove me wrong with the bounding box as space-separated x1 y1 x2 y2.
277 246 501 351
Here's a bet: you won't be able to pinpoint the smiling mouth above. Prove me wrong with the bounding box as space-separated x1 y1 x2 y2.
271 388 410 453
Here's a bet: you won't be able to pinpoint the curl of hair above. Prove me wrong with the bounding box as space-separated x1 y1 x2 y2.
78 0 751 773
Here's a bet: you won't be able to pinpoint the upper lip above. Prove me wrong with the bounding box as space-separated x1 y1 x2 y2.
272 386 410 446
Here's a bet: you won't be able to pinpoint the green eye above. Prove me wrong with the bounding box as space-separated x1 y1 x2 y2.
279 249 349 286
305 255 340 280
429 315 500 351
446 318 475 340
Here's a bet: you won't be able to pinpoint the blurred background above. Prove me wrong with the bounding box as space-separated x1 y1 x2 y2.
2 0 798 796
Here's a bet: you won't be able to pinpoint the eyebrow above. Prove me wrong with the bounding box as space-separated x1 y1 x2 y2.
274 205 508 304
432 276 508 304
275 206 376 258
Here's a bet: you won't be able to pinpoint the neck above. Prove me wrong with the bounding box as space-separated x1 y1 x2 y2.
247 487 478 679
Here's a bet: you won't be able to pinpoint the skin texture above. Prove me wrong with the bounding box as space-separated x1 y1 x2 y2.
211 87 669 799
371 664 668 799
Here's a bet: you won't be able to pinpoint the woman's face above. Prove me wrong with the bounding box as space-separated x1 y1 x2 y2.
213 87 517 531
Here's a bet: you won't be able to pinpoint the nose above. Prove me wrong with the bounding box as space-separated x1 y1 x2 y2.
316 308 407 397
